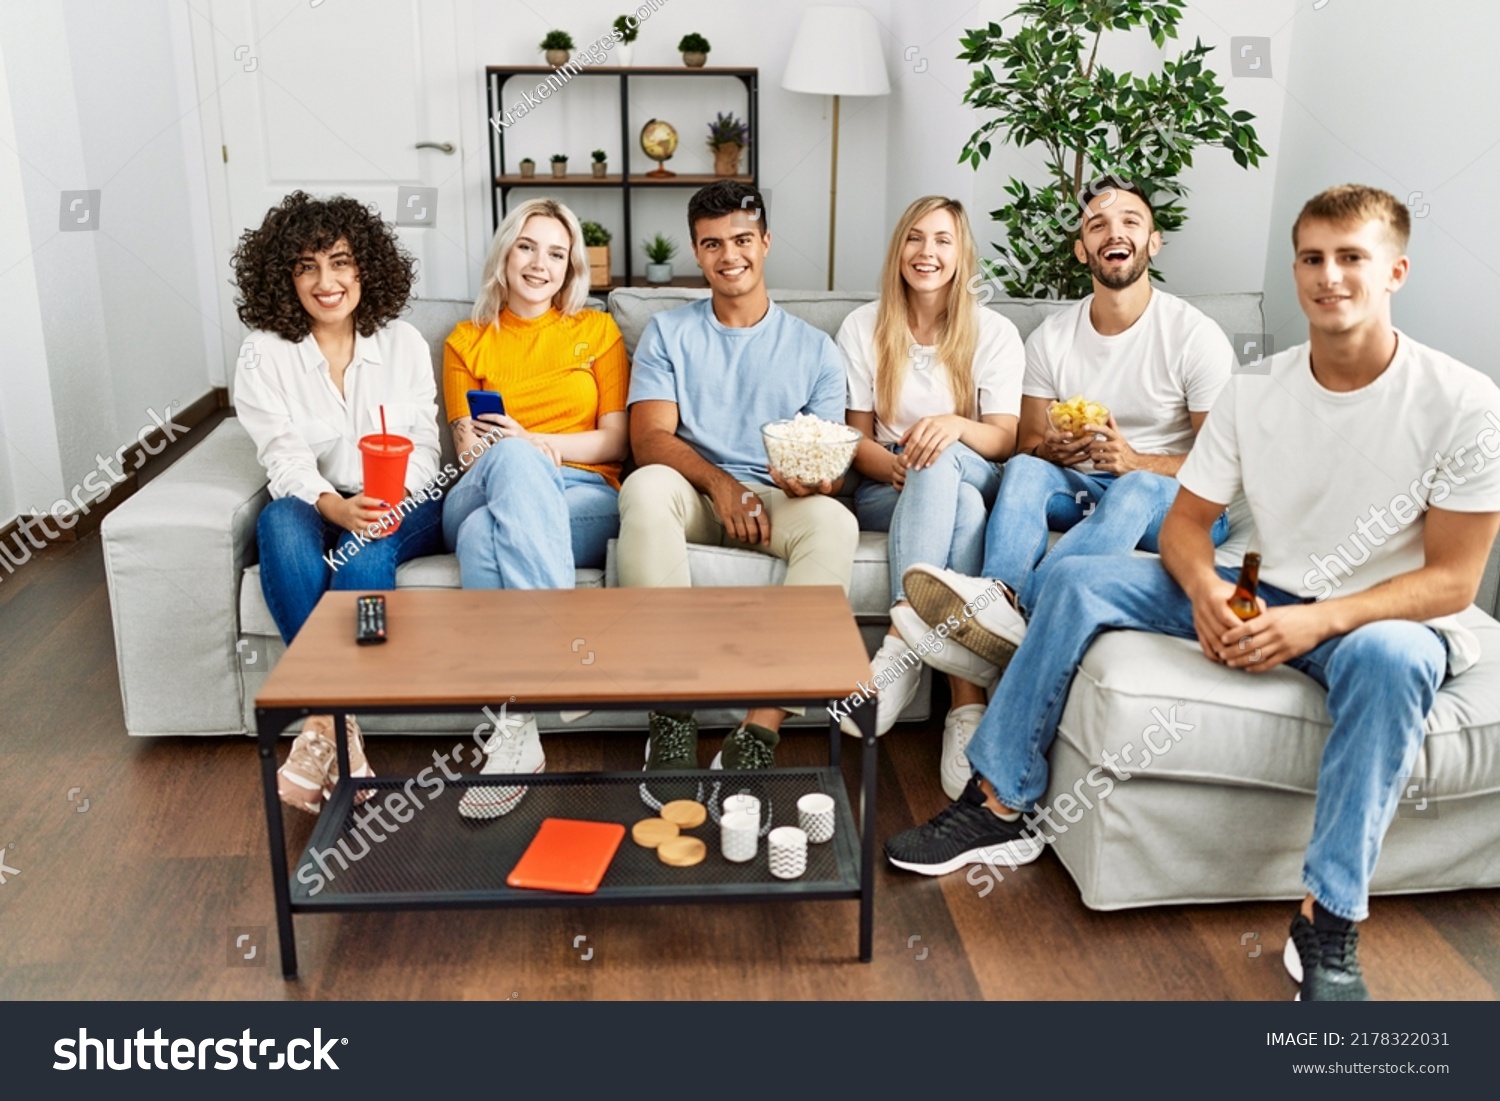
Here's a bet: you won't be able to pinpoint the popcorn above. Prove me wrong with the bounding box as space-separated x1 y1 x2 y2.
761 414 861 485
1049 395 1111 436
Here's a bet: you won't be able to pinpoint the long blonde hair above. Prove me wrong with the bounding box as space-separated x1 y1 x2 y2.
472 198 590 325
873 197 980 425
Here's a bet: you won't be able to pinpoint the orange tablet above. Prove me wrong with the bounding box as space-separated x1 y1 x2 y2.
506 818 626 894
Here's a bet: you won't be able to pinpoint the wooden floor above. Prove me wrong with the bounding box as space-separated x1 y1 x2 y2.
2 483 1498 1000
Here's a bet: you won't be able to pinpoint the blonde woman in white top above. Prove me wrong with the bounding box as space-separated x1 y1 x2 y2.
837 196 1024 762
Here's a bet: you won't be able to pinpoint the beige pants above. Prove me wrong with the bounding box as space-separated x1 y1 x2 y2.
616 464 858 592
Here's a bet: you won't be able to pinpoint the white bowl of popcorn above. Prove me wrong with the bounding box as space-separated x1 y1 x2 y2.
762 415 863 486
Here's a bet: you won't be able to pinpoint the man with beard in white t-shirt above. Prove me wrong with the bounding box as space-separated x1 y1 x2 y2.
897 181 1234 798
883 184 1500 1001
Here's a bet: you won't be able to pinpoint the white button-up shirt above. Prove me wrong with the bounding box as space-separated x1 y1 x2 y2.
235 320 442 505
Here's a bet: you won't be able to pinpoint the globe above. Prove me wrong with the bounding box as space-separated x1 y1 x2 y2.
640 118 679 178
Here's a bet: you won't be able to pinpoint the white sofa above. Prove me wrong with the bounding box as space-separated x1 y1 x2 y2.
103 286 1500 908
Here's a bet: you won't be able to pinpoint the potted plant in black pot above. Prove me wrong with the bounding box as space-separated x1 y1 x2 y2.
581 221 612 289
591 149 608 178
643 233 678 283
707 111 749 177
550 153 569 178
540 30 574 67
678 33 710 67
613 14 639 65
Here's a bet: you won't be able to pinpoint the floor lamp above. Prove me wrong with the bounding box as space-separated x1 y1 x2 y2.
782 6 890 290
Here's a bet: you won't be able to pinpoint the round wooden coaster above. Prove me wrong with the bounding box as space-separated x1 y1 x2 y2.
659 799 707 829
657 836 707 867
631 817 679 848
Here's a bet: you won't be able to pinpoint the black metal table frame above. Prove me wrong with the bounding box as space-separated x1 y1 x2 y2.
257 694 877 978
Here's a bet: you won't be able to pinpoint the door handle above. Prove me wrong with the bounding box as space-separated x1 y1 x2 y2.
415 141 456 154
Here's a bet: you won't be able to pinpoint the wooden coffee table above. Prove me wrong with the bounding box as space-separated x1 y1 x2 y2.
255 586 879 978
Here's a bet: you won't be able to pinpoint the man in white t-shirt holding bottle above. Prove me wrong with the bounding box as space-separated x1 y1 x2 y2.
900 182 1234 727
884 184 1500 1001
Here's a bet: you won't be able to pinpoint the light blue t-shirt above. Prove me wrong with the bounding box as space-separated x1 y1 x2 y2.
627 298 847 485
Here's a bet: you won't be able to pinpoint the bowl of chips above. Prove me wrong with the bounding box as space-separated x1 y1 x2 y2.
1049 395 1111 436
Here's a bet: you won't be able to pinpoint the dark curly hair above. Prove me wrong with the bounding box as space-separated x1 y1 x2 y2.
230 191 416 341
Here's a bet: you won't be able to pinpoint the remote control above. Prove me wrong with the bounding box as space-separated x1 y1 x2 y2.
356 595 387 644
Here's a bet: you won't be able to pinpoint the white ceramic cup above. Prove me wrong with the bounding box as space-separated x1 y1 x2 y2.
768 825 808 879
720 809 758 863
797 792 835 843
721 791 761 825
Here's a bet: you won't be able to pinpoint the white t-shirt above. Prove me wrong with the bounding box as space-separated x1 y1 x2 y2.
1179 333 1500 675
838 300 1024 444
235 319 443 504
1022 290 1233 472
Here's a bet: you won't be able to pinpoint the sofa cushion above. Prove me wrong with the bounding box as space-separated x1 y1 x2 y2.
238 561 606 638
607 287 1265 358
602 531 893 621
1056 604 1500 798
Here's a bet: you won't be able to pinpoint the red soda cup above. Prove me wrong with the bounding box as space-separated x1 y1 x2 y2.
358 433 413 532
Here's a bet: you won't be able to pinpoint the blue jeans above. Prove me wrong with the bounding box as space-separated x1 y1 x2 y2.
441 437 619 589
257 493 444 644
966 555 1447 921
855 441 1000 604
980 454 1230 615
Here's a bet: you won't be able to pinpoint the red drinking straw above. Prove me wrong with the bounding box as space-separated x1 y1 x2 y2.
380 404 388 438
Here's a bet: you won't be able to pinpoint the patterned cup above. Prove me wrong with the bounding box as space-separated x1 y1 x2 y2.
768 826 808 879
720 810 758 863
722 792 761 826
797 793 835 843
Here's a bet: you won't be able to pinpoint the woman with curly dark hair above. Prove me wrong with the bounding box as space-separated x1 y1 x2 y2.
232 190 443 814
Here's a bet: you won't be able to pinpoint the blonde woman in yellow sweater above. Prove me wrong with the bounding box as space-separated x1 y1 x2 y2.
441 198 629 817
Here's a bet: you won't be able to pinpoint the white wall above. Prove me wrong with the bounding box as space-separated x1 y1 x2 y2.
0 0 221 528
1264 0 1500 375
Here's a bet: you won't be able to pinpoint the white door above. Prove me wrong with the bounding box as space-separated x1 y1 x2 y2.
210 0 470 301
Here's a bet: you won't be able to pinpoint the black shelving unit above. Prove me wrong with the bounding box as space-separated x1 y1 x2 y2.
485 65 759 288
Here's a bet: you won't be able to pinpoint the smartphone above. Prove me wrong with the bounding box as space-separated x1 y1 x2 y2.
467 389 506 420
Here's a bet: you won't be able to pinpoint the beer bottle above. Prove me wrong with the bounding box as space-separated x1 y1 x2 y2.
1228 552 1261 621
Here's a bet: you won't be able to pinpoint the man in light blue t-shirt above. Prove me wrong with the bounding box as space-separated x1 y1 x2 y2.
619 180 858 775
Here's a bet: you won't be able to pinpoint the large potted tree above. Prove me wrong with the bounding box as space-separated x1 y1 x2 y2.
958 0 1266 299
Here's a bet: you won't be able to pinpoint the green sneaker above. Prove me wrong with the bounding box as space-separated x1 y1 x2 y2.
644 710 698 769
641 711 700 811
712 723 779 770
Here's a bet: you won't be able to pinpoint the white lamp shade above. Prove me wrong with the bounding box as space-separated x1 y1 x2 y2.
781 5 891 97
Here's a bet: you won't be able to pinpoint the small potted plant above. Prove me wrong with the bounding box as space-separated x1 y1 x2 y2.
643 232 678 283
550 153 568 178
591 149 608 178
679 33 710 68
707 111 749 177
581 221 612 289
613 14 639 66
519 157 536 179
540 30 574 67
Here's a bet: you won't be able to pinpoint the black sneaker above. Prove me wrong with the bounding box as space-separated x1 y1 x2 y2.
711 723 778 770
640 711 701 811
1284 912 1370 1001
884 776 1047 876
644 711 698 770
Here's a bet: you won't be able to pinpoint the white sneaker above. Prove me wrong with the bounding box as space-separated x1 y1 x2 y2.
839 633 922 738
458 711 544 819
890 604 999 689
940 704 986 800
903 564 1028 669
